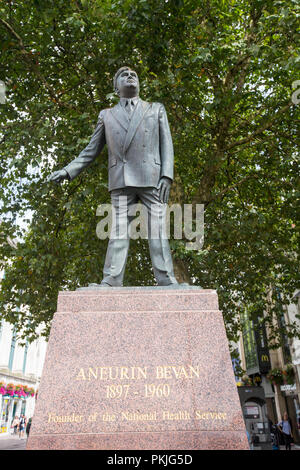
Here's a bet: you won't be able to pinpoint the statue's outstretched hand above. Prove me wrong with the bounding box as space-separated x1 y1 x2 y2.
158 176 172 204
48 169 69 184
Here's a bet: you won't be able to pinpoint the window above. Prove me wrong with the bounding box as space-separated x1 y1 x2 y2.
22 341 29 374
276 289 292 362
241 311 258 371
8 327 17 371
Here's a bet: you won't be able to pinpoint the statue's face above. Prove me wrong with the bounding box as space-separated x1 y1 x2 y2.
116 69 139 97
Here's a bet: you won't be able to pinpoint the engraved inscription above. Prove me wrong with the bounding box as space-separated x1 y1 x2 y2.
48 412 84 423
46 410 228 423
44 363 229 429
75 364 200 381
76 364 200 401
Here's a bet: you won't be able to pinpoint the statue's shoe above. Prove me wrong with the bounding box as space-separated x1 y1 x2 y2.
88 282 112 287
157 281 190 287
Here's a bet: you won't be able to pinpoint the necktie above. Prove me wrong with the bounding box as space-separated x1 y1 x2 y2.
125 99 134 116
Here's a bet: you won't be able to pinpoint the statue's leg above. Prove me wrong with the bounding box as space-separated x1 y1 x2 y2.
102 188 138 286
138 187 178 286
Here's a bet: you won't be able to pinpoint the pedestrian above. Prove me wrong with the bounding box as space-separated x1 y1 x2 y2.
11 415 19 435
18 414 26 439
271 423 280 450
26 417 32 439
277 411 293 450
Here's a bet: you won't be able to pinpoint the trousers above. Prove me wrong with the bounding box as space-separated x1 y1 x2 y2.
102 186 177 286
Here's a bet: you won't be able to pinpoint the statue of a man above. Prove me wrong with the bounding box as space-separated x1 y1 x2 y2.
49 66 179 287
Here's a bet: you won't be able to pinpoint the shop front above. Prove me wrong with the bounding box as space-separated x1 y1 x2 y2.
279 384 300 444
0 381 36 433
237 385 272 450
0 396 27 433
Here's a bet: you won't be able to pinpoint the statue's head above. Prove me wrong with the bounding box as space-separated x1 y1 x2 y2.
114 66 139 98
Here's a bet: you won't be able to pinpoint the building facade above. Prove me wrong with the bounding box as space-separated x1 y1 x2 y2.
0 319 47 433
235 291 300 449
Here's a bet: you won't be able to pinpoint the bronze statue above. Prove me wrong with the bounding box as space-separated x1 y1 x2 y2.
50 66 180 286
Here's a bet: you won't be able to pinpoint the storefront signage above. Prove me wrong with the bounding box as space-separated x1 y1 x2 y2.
257 347 271 374
280 384 296 395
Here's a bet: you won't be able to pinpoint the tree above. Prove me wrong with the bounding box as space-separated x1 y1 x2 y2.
0 0 299 345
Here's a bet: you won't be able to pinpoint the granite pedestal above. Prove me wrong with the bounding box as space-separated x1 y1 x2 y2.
26 287 249 450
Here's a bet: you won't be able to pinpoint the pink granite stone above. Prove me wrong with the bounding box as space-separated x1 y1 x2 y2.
26 287 249 450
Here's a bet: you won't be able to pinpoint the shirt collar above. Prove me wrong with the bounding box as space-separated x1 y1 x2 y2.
120 96 139 108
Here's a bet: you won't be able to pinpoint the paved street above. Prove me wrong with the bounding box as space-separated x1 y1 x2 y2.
0 434 27 450
0 433 300 450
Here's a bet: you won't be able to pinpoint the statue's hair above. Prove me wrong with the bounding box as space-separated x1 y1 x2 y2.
113 66 133 94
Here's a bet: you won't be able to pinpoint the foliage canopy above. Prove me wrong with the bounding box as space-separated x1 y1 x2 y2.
0 0 299 348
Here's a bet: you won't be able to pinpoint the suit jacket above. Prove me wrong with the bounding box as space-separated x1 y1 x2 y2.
63 99 174 191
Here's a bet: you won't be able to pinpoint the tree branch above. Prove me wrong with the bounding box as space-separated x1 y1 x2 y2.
0 18 77 111
225 101 294 151
206 174 260 207
0 217 18 249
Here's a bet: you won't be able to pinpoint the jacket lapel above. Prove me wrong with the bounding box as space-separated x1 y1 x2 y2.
110 102 129 131
123 100 151 153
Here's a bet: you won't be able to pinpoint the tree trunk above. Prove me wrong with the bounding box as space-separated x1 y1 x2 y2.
173 258 192 284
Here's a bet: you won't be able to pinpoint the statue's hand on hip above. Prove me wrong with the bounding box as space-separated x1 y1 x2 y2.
158 176 172 204
48 169 69 184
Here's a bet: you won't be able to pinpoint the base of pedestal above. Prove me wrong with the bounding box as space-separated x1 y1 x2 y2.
27 287 248 450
